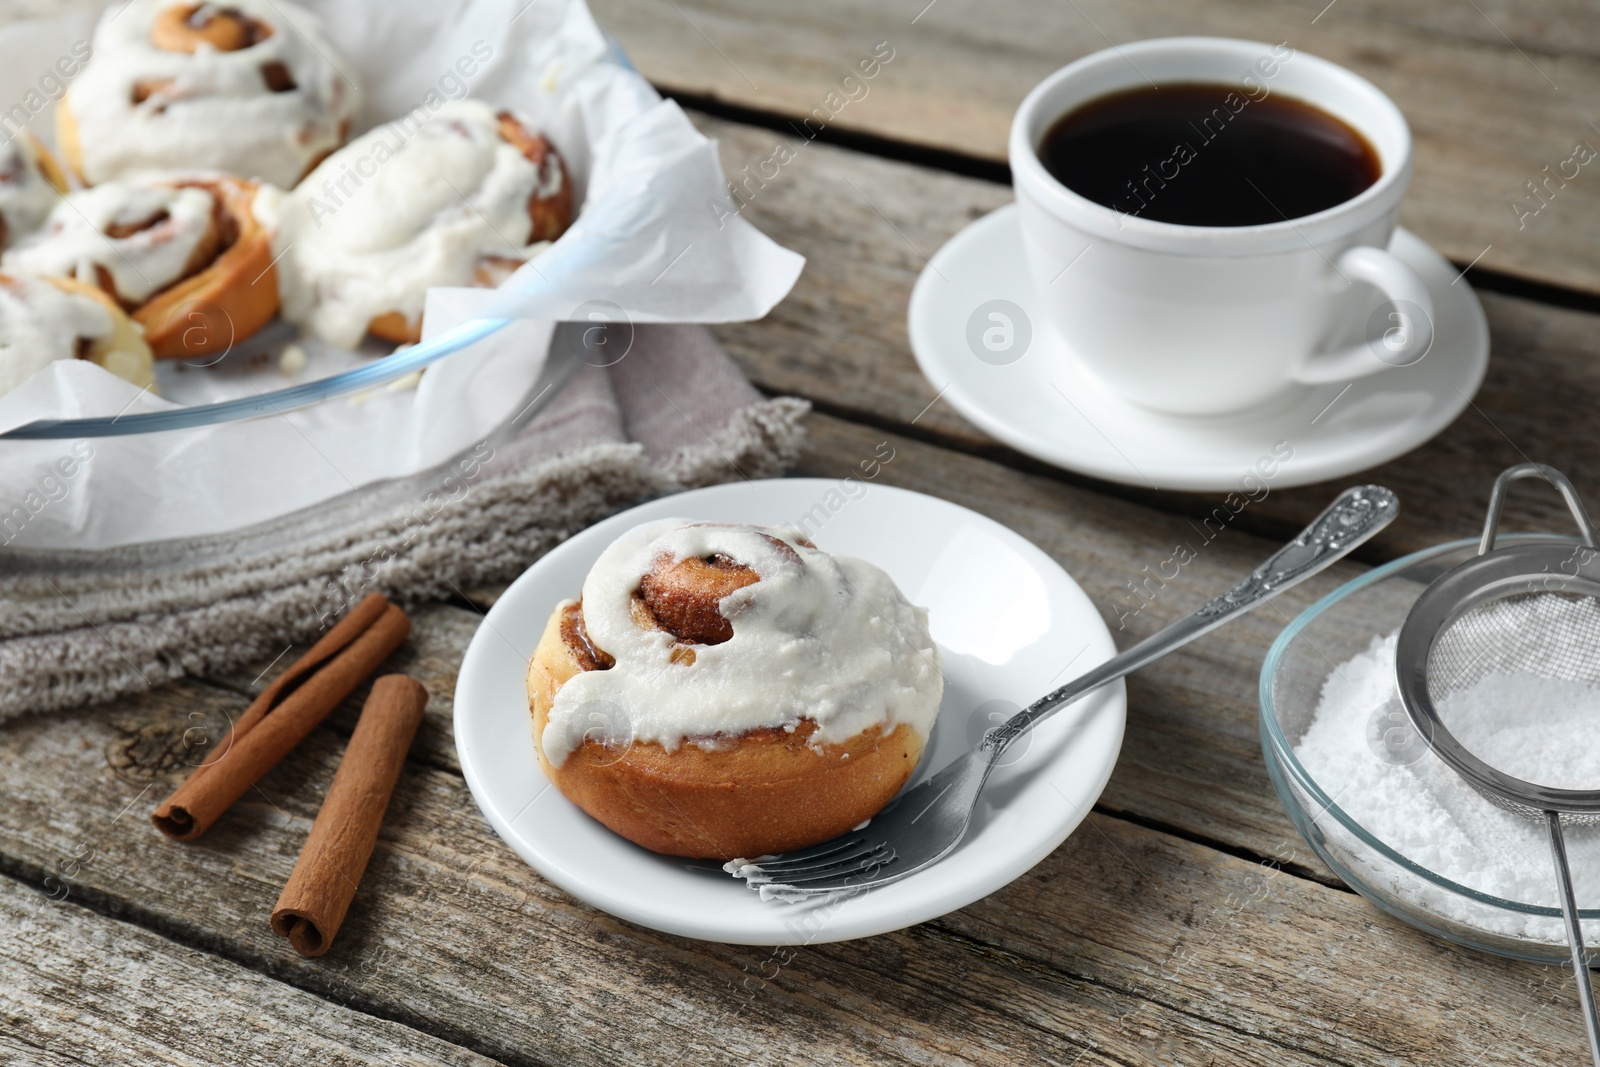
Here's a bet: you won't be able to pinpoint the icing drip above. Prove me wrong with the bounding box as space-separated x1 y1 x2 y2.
4 178 218 305
274 99 564 346
543 520 945 767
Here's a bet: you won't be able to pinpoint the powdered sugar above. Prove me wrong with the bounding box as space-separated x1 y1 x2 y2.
1295 631 1600 935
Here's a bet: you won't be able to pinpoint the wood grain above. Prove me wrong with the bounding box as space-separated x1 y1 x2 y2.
0 684 1320 1067
0 874 495 1066
592 0 1600 294
692 114 1600 559
0 678 1587 1066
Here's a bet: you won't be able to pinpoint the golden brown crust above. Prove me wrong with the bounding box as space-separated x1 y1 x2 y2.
366 309 419 346
55 93 85 186
132 175 280 359
526 600 925 860
559 599 614 672
150 4 273 53
495 111 574 244
26 134 69 195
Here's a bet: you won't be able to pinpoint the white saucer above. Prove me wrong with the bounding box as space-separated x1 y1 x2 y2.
908 204 1489 491
453 479 1125 945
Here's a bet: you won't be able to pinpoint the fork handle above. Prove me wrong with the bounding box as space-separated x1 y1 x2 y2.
979 484 1399 758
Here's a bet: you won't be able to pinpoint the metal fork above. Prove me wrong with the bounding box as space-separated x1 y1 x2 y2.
725 484 1399 900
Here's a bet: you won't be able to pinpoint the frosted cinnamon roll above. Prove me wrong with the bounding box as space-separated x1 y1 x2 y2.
2 172 278 359
57 0 360 188
525 520 944 861
0 135 68 252
275 99 574 347
0 272 155 397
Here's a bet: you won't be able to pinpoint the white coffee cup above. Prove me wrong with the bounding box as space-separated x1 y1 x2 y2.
1010 37 1433 417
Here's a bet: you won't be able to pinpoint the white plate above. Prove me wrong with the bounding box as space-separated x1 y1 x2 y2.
454 479 1125 944
909 204 1489 491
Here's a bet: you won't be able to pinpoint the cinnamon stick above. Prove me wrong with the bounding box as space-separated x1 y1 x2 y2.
152 593 410 841
271 674 428 957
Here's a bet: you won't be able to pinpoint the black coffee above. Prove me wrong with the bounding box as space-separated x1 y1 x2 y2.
1038 83 1381 226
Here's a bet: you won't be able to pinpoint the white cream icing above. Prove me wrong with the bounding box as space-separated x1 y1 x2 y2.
0 137 61 250
3 177 217 304
543 520 945 767
66 0 360 187
274 99 563 347
0 273 115 395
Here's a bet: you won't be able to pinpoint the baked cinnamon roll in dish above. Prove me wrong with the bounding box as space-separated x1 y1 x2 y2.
2 173 279 359
525 520 944 861
276 99 574 347
0 272 154 397
0 135 69 251
57 0 359 187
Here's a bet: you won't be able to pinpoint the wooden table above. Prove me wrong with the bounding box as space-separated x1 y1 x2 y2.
8 2 1600 1063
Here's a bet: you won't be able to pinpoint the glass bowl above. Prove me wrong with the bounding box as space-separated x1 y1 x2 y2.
1261 534 1600 963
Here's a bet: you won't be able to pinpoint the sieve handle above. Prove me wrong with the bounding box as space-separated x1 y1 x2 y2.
1547 811 1600 1067
985 485 1399 753
1480 463 1599 554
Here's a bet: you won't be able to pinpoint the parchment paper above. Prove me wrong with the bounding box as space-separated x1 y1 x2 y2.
0 0 803 548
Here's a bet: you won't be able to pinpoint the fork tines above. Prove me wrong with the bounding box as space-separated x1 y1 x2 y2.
723 835 897 897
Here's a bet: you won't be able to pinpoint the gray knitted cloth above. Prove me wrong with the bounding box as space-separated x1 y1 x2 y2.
0 324 808 718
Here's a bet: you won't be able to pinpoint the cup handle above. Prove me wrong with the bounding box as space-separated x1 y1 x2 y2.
1291 244 1435 386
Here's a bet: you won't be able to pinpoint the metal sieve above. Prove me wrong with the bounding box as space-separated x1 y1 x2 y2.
1396 463 1600 1064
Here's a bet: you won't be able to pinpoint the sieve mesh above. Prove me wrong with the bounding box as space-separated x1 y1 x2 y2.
1429 592 1600 695
1425 591 1600 821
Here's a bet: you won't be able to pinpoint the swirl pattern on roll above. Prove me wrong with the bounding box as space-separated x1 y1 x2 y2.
3 173 280 359
542 519 945 766
7 180 219 306
59 0 360 187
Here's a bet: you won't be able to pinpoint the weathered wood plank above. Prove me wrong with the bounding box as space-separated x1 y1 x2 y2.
0 682 1360 1067
692 114 1600 558
593 0 1600 295
0 874 498 1066
0 680 1586 1066
945 812 1593 1067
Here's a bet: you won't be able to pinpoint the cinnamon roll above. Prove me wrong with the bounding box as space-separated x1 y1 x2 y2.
525 520 944 861
0 135 68 252
2 172 279 359
276 99 574 347
57 0 360 188
0 272 155 397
